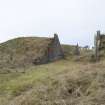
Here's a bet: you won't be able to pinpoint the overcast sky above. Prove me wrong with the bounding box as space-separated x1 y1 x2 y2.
0 0 105 46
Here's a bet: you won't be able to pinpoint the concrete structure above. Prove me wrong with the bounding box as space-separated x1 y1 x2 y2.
0 34 64 68
33 34 64 64
47 34 64 61
94 30 105 60
74 43 80 56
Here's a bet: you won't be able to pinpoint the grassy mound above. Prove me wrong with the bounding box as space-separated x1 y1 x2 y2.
0 37 52 69
0 37 78 72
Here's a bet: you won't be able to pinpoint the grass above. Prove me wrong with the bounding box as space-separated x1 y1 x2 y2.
0 36 78 70
0 37 52 69
0 58 105 105
0 60 70 104
0 38 105 105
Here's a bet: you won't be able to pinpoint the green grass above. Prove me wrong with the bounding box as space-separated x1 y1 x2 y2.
0 58 105 105
0 60 71 104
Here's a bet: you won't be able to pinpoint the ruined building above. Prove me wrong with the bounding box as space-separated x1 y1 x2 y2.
0 34 64 68
34 33 64 64
94 30 105 60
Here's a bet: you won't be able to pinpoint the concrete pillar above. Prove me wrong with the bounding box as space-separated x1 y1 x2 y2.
75 43 80 56
95 30 101 61
97 30 100 36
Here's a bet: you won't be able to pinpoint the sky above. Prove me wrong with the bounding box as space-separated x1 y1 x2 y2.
0 0 105 46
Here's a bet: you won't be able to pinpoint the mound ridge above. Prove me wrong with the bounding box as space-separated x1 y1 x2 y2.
0 37 50 68
0 34 64 69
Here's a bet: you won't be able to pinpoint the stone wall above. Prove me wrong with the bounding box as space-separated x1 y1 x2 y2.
47 34 64 61
94 30 105 60
33 34 64 64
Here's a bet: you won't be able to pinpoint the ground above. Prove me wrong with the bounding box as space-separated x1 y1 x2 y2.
0 54 105 105
0 38 104 105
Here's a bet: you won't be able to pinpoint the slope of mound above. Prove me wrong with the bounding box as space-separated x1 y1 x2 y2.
0 37 52 68
0 36 78 70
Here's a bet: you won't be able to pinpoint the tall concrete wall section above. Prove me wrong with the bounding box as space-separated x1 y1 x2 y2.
48 34 64 61
94 30 105 60
32 34 64 64
94 31 100 61
74 43 80 56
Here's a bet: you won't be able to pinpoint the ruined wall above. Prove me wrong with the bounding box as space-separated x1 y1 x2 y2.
99 35 105 50
48 34 64 61
94 31 105 60
33 34 64 64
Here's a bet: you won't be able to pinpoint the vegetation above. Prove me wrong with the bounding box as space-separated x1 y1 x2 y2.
0 37 51 69
0 58 105 105
0 38 104 105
